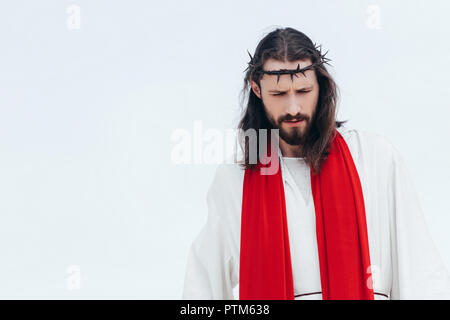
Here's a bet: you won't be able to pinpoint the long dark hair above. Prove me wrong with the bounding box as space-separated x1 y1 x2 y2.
237 27 347 174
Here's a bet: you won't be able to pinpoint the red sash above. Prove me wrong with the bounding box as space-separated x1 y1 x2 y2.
239 129 374 300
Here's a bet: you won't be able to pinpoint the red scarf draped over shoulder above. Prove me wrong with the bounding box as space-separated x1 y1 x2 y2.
239 129 374 300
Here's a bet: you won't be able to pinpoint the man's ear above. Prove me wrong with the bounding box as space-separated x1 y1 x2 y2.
250 80 262 99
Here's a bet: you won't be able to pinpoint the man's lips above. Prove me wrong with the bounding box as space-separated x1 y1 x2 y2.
283 119 305 127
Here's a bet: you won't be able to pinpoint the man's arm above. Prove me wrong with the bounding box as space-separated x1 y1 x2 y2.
182 166 236 299
388 143 450 299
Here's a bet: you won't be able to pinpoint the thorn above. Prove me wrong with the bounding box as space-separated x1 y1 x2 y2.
247 49 253 62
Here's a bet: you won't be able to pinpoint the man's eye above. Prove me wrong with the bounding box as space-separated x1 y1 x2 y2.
273 90 309 96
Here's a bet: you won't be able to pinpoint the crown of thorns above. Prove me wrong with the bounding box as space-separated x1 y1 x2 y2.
245 43 332 84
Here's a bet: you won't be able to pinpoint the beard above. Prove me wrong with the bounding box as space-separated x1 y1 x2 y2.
265 110 313 146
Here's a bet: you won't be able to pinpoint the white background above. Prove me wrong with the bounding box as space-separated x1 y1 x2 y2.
0 0 449 299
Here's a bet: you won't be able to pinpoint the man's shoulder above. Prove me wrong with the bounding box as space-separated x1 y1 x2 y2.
208 158 246 196
337 125 402 170
338 125 397 154
205 160 245 226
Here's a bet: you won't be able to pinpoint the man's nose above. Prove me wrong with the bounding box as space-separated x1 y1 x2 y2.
286 93 302 115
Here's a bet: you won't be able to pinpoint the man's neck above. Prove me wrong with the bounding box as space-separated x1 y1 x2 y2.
279 138 302 157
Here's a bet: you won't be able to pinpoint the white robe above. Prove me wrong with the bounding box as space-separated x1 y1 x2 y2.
182 125 450 300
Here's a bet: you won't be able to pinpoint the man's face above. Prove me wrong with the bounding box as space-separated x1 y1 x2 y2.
251 58 320 145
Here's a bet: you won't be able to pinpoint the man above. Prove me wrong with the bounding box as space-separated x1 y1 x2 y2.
182 27 450 300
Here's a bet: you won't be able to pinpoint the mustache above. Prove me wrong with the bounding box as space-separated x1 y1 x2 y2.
279 113 309 122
